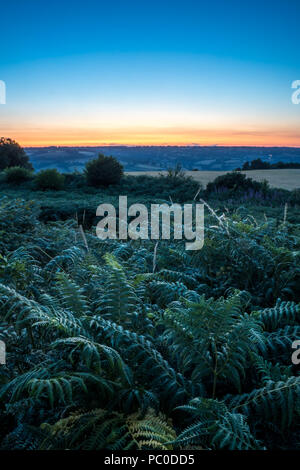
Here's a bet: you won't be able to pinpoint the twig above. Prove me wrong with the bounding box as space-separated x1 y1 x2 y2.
152 241 159 273
193 186 202 201
283 203 288 226
78 224 89 251
200 198 230 236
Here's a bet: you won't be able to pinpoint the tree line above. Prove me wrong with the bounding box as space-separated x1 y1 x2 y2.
237 158 300 171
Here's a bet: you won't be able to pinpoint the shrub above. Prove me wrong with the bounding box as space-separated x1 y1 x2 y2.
166 163 186 179
0 137 33 170
85 154 124 187
4 166 33 184
35 168 65 190
64 172 86 189
206 172 263 193
157 170 202 202
289 188 300 205
114 173 202 202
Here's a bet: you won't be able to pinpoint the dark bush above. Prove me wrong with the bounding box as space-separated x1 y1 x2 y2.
289 188 300 205
85 154 124 187
206 172 265 193
0 137 33 170
35 169 65 190
4 166 33 184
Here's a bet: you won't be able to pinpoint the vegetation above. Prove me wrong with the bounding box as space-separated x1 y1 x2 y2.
0 147 299 450
0 183 299 450
241 158 300 171
0 138 33 171
35 169 65 191
85 153 124 187
206 171 269 194
290 189 300 206
4 166 33 184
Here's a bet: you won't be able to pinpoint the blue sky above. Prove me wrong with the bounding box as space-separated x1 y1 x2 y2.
1 0 299 146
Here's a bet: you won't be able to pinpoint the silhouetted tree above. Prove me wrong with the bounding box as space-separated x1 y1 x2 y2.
242 161 250 170
242 158 270 170
0 138 33 171
249 158 270 170
85 154 124 187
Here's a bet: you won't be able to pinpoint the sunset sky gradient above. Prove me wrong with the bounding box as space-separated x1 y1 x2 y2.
1 0 300 147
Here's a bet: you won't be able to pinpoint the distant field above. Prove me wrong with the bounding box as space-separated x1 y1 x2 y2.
126 169 300 190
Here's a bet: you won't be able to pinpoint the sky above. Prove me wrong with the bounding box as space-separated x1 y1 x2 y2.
0 0 300 147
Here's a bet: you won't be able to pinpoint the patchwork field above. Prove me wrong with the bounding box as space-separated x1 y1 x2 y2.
127 169 300 190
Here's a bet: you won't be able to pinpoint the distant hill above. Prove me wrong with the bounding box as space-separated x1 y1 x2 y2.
25 145 300 173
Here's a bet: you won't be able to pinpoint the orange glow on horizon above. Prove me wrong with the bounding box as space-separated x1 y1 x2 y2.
3 126 300 148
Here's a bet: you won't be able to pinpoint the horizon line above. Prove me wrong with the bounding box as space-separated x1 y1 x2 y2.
24 144 300 149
